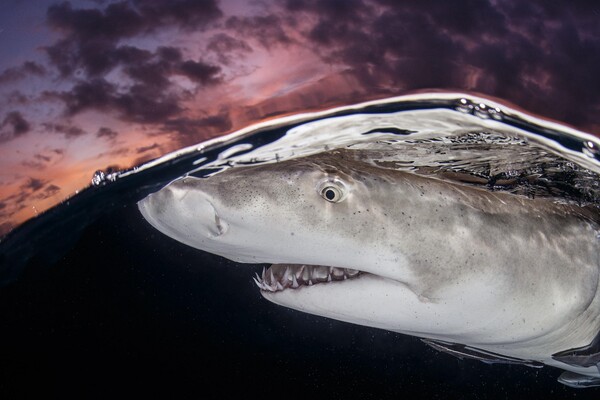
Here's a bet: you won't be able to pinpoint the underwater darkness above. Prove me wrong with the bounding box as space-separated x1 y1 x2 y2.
1 201 599 399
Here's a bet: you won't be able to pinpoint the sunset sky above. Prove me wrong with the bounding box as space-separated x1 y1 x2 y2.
1 0 599 236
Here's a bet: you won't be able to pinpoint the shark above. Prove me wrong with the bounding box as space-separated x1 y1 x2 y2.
138 148 600 388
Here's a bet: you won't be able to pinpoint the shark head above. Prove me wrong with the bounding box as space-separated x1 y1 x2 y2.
138 150 445 333
138 149 600 349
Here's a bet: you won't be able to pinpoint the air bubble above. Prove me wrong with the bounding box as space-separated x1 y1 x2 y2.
488 107 503 120
456 98 473 113
456 98 504 120
474 103 490 119
583 140 599 159
91 170 106 186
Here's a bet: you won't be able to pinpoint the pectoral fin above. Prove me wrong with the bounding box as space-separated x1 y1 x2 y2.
551 329 600 368
557 370 600 388
422 339 543 368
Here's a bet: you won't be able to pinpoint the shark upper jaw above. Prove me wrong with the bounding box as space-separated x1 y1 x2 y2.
254 264 369 293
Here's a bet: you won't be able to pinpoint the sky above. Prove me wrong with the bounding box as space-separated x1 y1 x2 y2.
0 0 599 236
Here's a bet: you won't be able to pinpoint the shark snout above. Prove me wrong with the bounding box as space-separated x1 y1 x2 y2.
138 178 229 241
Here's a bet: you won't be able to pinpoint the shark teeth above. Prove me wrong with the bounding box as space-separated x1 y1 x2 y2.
254 265 361 292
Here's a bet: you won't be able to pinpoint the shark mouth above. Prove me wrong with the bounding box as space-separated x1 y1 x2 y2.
253 264 362 292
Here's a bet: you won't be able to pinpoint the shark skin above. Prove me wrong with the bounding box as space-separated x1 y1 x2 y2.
138 149 600 388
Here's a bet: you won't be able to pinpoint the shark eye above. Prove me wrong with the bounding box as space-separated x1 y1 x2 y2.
317 179 347 203
321 186 342 202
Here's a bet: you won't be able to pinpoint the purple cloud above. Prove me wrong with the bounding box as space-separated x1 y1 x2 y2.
42 122 86 138
0 111 31 142
267 0 600 130
0 61 46 85
96 127 118 140
161 114 232 144
207 34 252 64
45 0 223 77
178 60 222 85
31 0 227 140
225 14 292 49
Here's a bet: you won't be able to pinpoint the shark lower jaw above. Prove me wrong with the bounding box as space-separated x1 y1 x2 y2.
254 264 364 293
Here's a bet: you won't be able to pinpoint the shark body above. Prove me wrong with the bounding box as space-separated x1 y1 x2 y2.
138 149 600 388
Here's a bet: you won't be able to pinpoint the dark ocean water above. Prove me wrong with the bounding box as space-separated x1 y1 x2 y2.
1 94 599 398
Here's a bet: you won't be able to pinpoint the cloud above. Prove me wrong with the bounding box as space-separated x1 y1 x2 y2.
48 78 182 123
43 43 222 124
120 45 222 87
136 143 160 154
38 1 227 137
0 62 46 85
0 111 31 142
225 14 292 49
21 151 64 169
132 154 157 166
6 91 30 105
178 60 222 84
161 113 232 143
38 184 61 199
0 180 62 233
2 193 27 208
0 188 29 216
42 122 86 138
19 178 47 193
274 0 600 131
96 127 118 140
34 153 52 163
21 161 46 169
206 33 252 64
45 0 223 77
133 0 223 30
46 2 145 41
